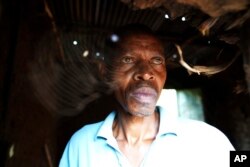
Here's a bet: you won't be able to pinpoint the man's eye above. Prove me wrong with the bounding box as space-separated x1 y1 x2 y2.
121 57 135 64
151 57 164 65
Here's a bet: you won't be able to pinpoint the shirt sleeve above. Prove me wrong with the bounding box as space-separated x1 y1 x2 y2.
59 139 78 167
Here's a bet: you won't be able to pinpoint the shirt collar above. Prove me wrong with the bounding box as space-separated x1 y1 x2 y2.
157 106 178 137
96 106 179 141
96 111 116 141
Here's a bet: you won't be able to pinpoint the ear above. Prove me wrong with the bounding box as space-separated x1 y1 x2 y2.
96 59 106 80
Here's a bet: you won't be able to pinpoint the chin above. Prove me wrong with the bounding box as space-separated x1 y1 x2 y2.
128 104 156 117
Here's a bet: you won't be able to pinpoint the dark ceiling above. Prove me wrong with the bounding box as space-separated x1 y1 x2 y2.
1 0 249 93
45 0 250 41
1 0 249 78
45 0 209 50
41 0 249 78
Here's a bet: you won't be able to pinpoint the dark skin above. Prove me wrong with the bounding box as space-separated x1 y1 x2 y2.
108 33 167 167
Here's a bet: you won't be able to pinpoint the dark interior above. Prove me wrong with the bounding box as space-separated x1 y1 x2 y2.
0 0 250 166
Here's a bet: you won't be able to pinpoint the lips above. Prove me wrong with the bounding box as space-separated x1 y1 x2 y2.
130 87 158 103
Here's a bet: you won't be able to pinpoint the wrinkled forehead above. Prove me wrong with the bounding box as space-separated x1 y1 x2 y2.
119 34 165 54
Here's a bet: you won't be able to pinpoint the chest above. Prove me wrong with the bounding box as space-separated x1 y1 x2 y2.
83 135 222 167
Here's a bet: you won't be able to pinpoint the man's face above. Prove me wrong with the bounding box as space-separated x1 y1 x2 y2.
111 34 167 117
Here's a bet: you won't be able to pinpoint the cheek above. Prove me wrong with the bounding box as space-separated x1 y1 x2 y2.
151 64 166 73
111 65 134 85
163 71 167 84
113 83 131 112
112 71 131 99
158 69 167 82
155 71 167 93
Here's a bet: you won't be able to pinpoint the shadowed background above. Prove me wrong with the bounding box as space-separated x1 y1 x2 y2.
0 0 250 166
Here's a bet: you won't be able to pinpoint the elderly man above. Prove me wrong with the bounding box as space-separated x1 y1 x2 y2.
59 25 234 167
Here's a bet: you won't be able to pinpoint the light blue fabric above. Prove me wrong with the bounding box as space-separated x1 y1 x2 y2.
59 106 235 167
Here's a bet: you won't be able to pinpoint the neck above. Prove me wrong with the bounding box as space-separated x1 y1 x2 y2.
113 109 160 145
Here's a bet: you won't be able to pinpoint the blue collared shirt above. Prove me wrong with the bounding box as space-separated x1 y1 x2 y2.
59 106 234 167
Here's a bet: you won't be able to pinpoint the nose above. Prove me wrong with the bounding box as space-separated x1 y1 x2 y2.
133 63 155 81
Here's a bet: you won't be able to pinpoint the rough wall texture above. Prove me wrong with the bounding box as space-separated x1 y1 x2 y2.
202 56 250 150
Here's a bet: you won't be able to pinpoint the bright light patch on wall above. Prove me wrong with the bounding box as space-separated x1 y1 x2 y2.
157 89 204 121
177 89 204 121
157 89 178 118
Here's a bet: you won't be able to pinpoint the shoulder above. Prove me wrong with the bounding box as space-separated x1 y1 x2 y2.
173 119 234 167
68 121 103 146
177 118 224 136
59 121 104 167
176 118 234 149
177 118 224 138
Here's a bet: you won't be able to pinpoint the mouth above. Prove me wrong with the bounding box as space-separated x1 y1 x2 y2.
130 87 158 104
